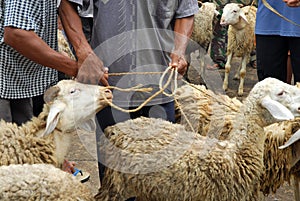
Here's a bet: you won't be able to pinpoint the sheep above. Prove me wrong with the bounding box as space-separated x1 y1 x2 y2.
0 163 94 201
0 79 112 169
58 29 76 60
190 2 219 52
94 77 300 201
174 83 300 199
175 83 242 139
186 2 219 83
220 3 257 96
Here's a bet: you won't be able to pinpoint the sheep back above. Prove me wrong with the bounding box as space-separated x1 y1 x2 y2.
175 84 241 139
191 2 218 49
0 164 94 201
96 117 263 201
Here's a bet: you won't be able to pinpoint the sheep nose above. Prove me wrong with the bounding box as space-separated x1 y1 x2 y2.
105 89 111 94
220 18 225 25
104 89 113 99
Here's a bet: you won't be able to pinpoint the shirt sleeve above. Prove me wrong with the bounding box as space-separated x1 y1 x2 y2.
68 0 84 7
175 0 199 18
4 0 38 31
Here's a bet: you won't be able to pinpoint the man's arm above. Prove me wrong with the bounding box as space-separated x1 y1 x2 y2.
169 15 194 76
3 27 78 77
59 0 109 85
283 0 300 7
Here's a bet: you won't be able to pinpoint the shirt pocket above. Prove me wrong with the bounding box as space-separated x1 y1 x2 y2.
149 0 176 19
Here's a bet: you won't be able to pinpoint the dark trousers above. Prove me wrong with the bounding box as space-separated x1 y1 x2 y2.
96 101 175 182
0 98 33 125
256 34 300 83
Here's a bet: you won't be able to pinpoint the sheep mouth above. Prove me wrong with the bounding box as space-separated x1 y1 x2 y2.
220 22 228 26
99 89 113 103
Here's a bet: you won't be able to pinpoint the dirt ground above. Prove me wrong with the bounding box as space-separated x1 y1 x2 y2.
67 56 296 200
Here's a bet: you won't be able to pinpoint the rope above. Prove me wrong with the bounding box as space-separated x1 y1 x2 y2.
159 66 178 97
108 71 164 76
181 79 240 112
262 0 300 28
100 68 196 132
102 67 177 113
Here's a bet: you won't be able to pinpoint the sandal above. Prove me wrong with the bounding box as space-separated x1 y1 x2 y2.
206 63 220 70
73 168 90 183
249 54 257 69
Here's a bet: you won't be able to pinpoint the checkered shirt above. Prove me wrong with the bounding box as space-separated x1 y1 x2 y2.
0 0 58 99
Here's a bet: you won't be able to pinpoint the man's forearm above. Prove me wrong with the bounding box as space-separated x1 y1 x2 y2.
59 0 92 59
172 15 194 56
4 27 78 76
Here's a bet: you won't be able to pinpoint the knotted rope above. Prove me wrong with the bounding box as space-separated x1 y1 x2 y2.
101 67 196 132
102 67 177 113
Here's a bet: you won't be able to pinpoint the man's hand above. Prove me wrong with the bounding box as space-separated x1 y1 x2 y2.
76 52 109 86
169 53 188 79
283 0 300 7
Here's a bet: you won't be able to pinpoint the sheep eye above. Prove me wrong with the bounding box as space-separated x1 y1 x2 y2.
70 88 78 94
233 10 237 13
277 91 285 96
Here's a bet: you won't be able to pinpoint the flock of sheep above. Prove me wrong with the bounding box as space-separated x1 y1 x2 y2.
1 2 300 201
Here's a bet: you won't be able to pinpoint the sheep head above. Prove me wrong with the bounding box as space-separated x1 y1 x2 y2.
199 2 220 17
42 80 112 136
220 3 248 26
246 78 300 126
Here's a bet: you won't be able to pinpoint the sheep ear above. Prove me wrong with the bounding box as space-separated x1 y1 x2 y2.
279 129 300 149
279 129 300 167
239 12 249 24
41 102 66 137
261 96 294 120
44 86 60 103
78 118 96 132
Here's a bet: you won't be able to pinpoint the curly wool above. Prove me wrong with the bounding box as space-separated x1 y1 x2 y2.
175 83 300 197
175 83 242 139
191 2 218 50
0 105 68 168
96 78 300 201
0 164 94 201
261 120 300 195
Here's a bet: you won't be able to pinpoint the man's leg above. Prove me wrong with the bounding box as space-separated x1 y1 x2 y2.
11 98 33 125
289 37 300 83
256 35 288 82
0 99 12 122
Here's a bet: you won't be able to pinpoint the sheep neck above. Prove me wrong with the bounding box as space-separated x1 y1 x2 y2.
231 17 248 30
228 100 270 163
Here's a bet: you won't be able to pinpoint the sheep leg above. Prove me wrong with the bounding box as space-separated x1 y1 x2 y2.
293 175 300 201
223 53 233 91
237 56 247 96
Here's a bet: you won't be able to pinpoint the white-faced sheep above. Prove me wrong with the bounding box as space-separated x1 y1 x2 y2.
0 80 112 168
0 163 94 201
175 83 300 200
220 3 257 96
94 78 300 201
